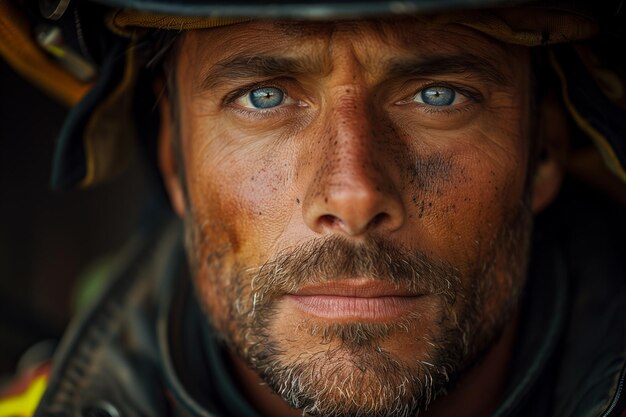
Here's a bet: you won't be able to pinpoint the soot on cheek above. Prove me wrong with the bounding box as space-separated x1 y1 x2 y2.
403 153 460 221
407 153 453 192
370 116 464 222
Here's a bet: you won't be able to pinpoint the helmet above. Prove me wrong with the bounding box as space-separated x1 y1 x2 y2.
1 0 625 191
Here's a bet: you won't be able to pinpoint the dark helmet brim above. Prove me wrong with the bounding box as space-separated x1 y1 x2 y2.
88 0 519 18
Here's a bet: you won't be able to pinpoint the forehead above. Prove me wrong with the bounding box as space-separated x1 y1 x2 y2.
181 18 517 77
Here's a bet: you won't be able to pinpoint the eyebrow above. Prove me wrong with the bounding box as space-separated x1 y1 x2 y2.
201 56 327 90
200 52 511 91
386 54 512 86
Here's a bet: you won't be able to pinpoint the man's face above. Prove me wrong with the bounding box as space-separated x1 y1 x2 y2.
163 18 535 417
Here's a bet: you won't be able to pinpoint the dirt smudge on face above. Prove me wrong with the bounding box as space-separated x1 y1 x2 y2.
407 153 454 192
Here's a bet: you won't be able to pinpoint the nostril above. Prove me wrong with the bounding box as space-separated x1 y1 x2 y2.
319 214 342 229
317 212 390 234
368 212 389 229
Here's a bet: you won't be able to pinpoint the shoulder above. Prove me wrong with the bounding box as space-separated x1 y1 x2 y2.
32 215 183 417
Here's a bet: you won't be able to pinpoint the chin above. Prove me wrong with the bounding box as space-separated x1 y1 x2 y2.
239 297 471 417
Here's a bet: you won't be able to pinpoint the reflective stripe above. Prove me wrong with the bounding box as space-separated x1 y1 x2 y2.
0 375 48 417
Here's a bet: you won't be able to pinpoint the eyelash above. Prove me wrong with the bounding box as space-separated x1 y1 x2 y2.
223 80 302 117
404 81 483 114
223 83 274 105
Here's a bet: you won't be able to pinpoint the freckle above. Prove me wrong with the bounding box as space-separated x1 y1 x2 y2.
250 176 255 181
418 200 425 218
296 198 300 204
258 212 263 215
324 197 328 203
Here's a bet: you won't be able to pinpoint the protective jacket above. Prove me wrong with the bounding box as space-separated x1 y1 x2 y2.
1 181 624 417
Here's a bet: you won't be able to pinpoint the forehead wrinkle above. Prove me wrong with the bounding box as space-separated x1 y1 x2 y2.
275 20 337 38
375 18 509 53
362 19 515 76
188 24 336 91
316 19 515 83
386 53 513 87
200 55 331 91
186 19 524 93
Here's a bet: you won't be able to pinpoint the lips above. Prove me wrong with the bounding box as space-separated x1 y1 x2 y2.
284 279 425 321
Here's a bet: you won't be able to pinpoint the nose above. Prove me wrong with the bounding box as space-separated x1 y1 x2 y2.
302 87 406 237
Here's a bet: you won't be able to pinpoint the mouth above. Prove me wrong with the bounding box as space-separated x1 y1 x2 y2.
285 279 426 321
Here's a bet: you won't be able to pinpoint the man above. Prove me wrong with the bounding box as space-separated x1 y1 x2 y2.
0 1 625 417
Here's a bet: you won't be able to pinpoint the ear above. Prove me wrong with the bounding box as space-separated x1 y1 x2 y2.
156 77 187 218
531 93 569 213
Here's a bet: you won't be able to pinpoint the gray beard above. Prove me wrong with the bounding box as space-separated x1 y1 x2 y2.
185 202 531 417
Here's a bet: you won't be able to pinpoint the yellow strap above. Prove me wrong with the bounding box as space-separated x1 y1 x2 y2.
0 375 48 417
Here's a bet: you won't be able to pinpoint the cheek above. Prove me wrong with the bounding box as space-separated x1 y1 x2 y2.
184 121 298 267
398 126 528 268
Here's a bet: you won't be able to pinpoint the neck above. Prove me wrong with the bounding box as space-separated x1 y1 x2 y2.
229 315 519 417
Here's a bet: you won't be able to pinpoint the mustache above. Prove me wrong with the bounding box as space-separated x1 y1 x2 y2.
245 236 461 311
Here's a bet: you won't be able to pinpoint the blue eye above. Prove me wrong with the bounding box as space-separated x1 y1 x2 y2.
249 87 285 109
419 86 456 106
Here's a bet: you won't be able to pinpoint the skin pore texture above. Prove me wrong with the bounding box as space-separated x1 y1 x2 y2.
158 17 563 417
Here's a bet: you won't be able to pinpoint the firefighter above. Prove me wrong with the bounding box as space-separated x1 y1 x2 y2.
0 0 625 416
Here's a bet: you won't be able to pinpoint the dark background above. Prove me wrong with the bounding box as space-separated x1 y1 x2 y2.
0 59 151 375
